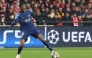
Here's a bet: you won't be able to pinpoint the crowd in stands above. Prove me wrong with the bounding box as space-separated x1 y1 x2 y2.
0 0 92 26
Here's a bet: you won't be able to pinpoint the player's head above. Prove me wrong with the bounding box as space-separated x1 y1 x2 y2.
19 2 26 12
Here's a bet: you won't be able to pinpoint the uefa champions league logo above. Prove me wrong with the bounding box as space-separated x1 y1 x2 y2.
47 29 59 44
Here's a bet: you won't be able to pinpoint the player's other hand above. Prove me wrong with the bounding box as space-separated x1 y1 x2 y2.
36 21 39 25
11 21 16 28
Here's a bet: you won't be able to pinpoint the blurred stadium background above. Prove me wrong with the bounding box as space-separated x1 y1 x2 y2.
0 0 92 58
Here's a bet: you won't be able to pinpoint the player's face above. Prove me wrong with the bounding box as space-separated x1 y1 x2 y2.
20 4 26 12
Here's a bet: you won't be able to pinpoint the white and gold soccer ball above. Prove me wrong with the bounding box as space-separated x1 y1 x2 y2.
51 52 60 58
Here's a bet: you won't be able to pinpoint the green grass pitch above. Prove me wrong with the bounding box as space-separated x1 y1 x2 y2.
0 47 92 58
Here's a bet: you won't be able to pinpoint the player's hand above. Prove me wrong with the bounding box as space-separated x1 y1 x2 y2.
11 20 16 28
11 24 14 28
36 21 39 25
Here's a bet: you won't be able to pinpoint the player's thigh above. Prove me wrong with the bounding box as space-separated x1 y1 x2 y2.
20 39 25 46
21 31 30 42
31 28 45 41
31 28 41 38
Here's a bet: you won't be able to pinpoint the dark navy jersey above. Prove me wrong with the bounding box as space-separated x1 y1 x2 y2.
14 9 35 31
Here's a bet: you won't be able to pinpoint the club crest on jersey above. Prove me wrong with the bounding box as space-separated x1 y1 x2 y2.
23 18 30 23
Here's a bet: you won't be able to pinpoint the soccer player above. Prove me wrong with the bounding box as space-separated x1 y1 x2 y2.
11 2 59 58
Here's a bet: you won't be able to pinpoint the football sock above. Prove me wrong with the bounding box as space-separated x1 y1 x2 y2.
42 41 53 51
17 46 23 55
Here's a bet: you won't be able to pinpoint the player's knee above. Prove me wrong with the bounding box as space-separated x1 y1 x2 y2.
38 34 45 42
20 39 26 46
20 44 24 47
39 37 45 42
20 42 25 46
19 45 23 48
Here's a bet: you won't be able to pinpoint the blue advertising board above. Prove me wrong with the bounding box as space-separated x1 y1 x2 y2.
1 26 92 48
0 26 45 48
46 27 92 47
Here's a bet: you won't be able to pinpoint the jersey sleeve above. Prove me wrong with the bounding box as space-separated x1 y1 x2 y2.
11 12 20 27
28 9 33 14
28 9 39 25
14 12 20 22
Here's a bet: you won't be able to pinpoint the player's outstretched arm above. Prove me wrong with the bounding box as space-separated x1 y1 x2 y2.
11 12 20 28
31 13 39 24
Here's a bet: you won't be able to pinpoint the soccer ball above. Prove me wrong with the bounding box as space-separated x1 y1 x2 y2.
47 29 59 44
51 52 60 58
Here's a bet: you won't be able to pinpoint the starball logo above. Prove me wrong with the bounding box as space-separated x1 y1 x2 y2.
47 29 59 44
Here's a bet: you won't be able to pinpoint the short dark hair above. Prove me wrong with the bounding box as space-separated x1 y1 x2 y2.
19 2 26 7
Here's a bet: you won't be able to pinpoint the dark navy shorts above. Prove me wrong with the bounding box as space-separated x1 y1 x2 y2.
21 28 41 41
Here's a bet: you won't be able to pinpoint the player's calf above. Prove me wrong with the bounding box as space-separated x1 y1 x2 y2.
37 34 60 58
37 34 53 51
17 39 25 55
16 39 25 58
